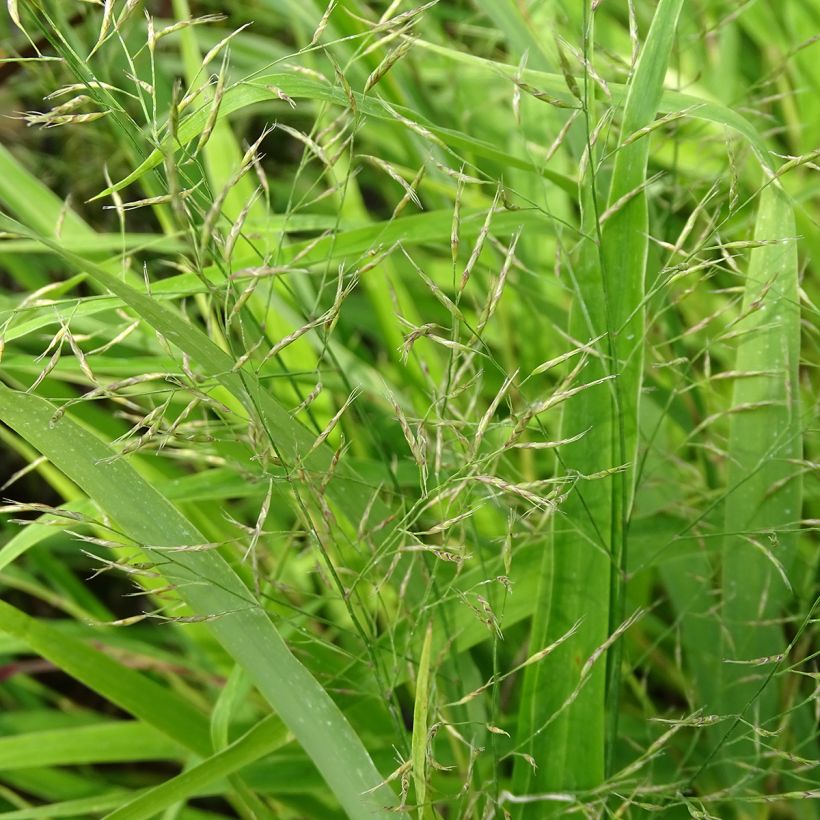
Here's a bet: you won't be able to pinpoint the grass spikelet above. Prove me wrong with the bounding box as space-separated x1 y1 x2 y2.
309 0 336 47
365 37 415 94
201 23 252 72
459 186 501 297
513 79 579 110
88 0 114 57
276 124 330 166
361 155 422 208
196 60 227 154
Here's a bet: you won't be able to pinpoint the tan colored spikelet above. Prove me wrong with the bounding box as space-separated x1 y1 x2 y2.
580 609 646 681
579 107 613 177
104 183 199 211
509 429 591 451
560 37 611 99
89 0 115 57
87 319 140 356
243 478 273 561
618 106 699 151
50 370 170 426
0 455 48 492
124 71 154 95
117 0 144 28
282 63 330 84
545 108 580 163
303 388 360 461
553 35 581 100
253 293 343 368
432 160 483 184
380 99 444 148
515 80 579 110
176 78 209 112
55 194 72 239
224 188 260 262
266 85 296 108
472 369 518 457
146 12 156 53
196 63 227 153
392 164 425 219
365 37 415 93
598 172 663 226
627 0 639 68
360 155 421 208
46 82 120 100
512 50 528 125
240 124 276 168
167 78 181 142
309 0 336 47
360 26 408 59
402 246 464 321
415 510 475 536
379 0 437 30
23 95 91 124
277 124 330 166
400 321 438 364
28 110 109 128
459 186 501 295
529 333 605 377
151 14 226 48
220 277 256 327
66 328 96 384
27 345 62 394
389 393 428 491
476 227 520 336
200 180 234 251
330 58 356 114
202 23 251 71
292 382 323 417
451 174 464 263
8 0 39 53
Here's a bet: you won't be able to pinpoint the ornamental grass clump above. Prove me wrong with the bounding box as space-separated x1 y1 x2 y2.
0 1 817 818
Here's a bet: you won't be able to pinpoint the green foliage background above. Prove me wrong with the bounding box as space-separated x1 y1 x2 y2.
0 0 817 817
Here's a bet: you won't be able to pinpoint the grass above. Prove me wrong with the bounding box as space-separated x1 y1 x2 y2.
0 0 817 818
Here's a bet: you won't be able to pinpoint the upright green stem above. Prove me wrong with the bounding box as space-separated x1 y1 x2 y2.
513 1 684 810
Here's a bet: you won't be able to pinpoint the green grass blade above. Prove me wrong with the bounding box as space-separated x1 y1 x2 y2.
105 716 289 820
0 722 183 769
0 599 213 755
411 621 433 820
514 0 684 805
718 182 802 768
